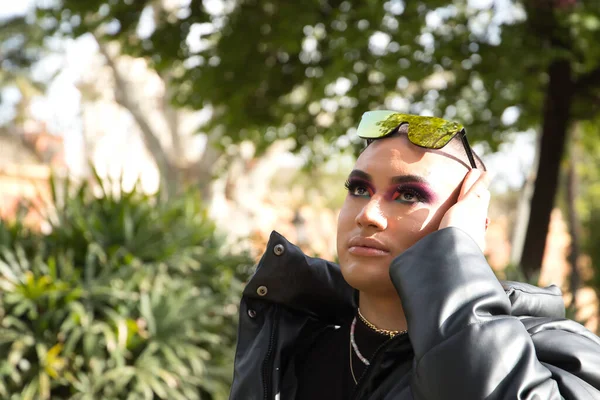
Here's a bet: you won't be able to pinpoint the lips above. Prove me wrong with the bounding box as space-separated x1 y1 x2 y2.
348 236 390 257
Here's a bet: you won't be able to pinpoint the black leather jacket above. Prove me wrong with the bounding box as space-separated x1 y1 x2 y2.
230 228 600 399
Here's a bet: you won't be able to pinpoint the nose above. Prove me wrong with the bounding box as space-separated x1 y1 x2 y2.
355 198 387 231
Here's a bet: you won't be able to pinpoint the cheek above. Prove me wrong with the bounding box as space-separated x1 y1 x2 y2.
337 201 355 242
394 205 436 230
388 203 450 247
337 198 363 259
415 206 446 231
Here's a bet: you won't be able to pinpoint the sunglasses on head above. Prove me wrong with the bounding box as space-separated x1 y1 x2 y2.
356 110 477 169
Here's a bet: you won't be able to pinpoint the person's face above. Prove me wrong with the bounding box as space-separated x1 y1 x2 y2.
336 134 471 295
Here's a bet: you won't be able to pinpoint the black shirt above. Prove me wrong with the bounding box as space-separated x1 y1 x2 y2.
295 313 393 399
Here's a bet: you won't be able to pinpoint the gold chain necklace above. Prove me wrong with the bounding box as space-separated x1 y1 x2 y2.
350 311 408 385
357 308 407 338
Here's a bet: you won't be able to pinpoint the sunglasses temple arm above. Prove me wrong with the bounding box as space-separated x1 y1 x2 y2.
460 134 478 169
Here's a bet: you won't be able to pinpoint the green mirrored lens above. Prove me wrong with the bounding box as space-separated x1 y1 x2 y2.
357 111 464 149
407 118 462 149
356 111 399 138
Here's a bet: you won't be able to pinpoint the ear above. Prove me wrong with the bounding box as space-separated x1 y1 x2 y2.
485 217 490 231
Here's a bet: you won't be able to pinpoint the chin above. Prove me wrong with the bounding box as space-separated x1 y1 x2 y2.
340 258 396 294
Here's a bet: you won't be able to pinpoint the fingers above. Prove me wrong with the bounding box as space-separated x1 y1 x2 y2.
459 169 490 203
458 169 481 200
439 170 491 253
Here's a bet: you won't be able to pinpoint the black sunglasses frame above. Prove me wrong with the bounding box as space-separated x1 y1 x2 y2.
458 130 477 169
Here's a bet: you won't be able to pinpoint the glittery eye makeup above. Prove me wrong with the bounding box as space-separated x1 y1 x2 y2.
387 183 436 204
344 169 437 204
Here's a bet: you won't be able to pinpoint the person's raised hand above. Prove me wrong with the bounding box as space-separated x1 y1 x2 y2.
438 169 490 252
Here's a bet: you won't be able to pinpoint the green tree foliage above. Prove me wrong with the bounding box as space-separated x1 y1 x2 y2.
23 1 596 146
0 16 44 87
20 0 600 275
0 15 47 120
0 175 252 399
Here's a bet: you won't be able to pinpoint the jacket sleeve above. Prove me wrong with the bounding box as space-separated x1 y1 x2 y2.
390 227 600 400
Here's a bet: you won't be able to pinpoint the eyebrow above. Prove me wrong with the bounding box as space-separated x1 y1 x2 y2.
348 169 432 186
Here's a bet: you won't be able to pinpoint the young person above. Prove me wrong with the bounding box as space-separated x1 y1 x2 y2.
230 111 600 399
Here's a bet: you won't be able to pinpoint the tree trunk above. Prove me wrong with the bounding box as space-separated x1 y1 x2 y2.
195 138 220 199
160 71 187 167
510 132 540 267
520 59 573 279
96 40 179 198
95 37 224 201
566 131 581 313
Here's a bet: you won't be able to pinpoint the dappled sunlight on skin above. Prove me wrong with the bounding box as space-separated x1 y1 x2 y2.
403 207 433 235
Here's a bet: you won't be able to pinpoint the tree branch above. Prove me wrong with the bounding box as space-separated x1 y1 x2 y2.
159 71 186 166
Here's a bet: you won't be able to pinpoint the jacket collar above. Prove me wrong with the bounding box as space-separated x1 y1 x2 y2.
244 231 356 324
244 231 565 321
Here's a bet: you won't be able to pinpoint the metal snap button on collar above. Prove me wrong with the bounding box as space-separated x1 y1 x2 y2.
273 244 285 256
257 286 268 296
248 309 257 318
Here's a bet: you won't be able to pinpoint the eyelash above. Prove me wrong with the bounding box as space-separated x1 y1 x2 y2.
344 179 371 197
393 187 426 203
344 180 426 203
